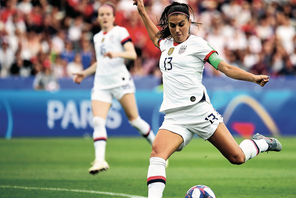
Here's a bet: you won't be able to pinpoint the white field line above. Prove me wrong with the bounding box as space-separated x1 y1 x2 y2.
0 185 147 198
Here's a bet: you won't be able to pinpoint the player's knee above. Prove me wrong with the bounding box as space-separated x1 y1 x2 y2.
228 154 245 165
93 117 107 139
150 144 170 160
150 143 162 157
93 117 106 128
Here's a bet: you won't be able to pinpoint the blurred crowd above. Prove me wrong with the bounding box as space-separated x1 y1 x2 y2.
0 0 296 90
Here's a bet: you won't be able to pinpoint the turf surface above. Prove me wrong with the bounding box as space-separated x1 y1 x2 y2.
0 136 295 197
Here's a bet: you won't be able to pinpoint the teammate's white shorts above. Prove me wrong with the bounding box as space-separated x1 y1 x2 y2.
159 100 223 151
91 78 136 103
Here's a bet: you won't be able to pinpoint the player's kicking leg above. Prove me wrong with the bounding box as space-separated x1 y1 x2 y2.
209 123 282 164
252 133 282 152
239 133 282 162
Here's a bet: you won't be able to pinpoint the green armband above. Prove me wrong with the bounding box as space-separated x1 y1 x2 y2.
208 53 223 70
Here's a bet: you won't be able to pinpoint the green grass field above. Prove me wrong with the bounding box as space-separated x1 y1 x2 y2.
0 136 295 198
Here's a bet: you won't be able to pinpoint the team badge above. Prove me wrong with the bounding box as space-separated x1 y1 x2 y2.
179 45 187 54
168 47 174 55
102 38 105 43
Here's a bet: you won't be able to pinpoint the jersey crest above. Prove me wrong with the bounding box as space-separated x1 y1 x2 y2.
179 45 187 54
168 47 174 55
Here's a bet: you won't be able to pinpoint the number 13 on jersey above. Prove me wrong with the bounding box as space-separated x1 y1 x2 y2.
164 57 173 70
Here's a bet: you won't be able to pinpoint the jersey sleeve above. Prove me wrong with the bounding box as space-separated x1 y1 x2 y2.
118 27 132 45
158 38 164 50
194 38 222 70
158 38 163 46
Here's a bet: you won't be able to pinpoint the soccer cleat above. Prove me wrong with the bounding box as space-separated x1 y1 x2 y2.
88 160 109 175
252 133 282 152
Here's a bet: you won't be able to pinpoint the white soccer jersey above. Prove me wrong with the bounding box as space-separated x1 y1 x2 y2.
158 35 217 112
93 26 132 89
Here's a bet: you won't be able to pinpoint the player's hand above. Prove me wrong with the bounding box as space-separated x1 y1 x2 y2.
254 75 269 87
133 0 145 13
72 72 85 84
104 51 117 59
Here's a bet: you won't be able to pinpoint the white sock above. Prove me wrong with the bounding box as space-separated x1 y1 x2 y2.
147 157 166 198
253 139 269 152
129 117 155 145
94 141 106 161
239 139 260 162
145 130 156 145
93 117 107 161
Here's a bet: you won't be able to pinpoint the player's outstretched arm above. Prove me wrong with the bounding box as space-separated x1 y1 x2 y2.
104 42 137 60
133 0 160 48
73 61 97 84
217 60 269 87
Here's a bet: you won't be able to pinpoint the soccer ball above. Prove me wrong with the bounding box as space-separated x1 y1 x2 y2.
184 185 216 198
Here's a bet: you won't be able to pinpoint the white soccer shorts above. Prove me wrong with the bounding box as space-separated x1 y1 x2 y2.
91 78 136 103
159 101 223 151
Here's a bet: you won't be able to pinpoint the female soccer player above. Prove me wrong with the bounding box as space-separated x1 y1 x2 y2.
73 3 155 175
133 0 282 197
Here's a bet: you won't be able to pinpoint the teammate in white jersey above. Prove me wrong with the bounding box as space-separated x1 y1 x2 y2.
134 0 282 197
73 3 155 175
